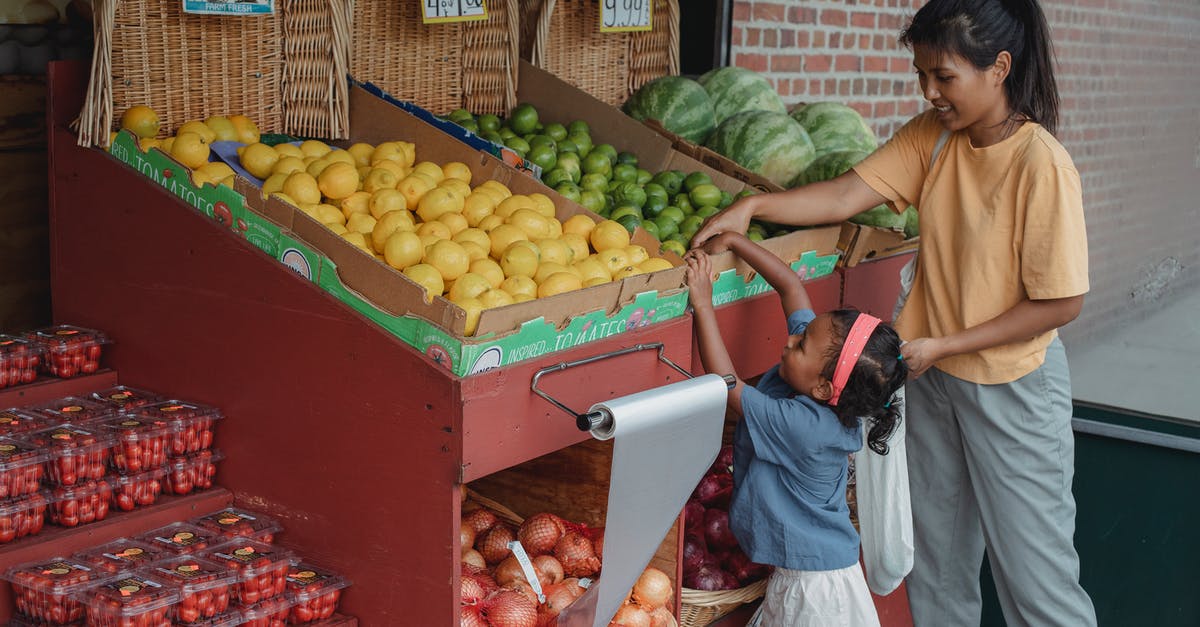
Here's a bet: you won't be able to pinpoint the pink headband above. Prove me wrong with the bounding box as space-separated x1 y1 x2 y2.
828 313 882 407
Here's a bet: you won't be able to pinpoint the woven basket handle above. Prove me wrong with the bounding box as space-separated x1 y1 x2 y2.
79 0 117 147
531 0 556 68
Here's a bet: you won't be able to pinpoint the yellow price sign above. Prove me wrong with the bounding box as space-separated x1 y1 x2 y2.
422 0 488 24
601 0 652 33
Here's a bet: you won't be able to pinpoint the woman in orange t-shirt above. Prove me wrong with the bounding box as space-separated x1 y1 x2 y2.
692 0 1096 624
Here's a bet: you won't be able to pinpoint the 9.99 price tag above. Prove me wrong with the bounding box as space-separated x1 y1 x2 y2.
422 0 488 24
601 0 653 33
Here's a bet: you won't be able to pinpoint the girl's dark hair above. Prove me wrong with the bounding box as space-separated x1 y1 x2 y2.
822 310 908 455
899 0 1060 135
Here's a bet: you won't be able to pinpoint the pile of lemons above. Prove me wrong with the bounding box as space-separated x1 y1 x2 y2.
117 105 260 188
238 138 674 335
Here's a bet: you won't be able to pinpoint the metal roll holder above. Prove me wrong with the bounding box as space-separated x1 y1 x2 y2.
530 342 736 437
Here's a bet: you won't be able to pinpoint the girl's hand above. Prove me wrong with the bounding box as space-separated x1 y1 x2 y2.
684 251 714 310
691 197 755 249
901 337 944 378
701 231 737 255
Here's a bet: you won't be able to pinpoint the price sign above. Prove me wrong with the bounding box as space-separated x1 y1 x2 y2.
183 0 275 16
601 0 652 33
422 0 488 24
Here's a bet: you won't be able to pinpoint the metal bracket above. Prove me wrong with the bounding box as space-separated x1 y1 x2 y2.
531 342 735 433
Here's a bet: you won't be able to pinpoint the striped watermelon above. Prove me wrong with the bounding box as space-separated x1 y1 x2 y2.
697 67 786 125
623 76 717 144
790 102 877 157
790 149 869 188
704 111 816 188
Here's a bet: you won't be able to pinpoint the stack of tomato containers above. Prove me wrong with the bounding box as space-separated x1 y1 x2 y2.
0 324 111 390
2 507 351 625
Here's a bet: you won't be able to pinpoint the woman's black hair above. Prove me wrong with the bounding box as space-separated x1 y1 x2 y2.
822 310 908 455
899 0 1060 135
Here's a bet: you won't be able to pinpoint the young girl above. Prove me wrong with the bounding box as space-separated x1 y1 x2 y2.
692 0 1096 624
686 231 907 626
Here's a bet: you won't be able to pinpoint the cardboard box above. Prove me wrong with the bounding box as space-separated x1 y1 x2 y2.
837 222 920 267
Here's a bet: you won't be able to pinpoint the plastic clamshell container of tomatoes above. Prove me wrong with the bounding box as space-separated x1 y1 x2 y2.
0 491 49 544
136 400 222 457
25 325 109 379
0 435 49 499
25 424 114 487
0 335 42 389
284 563 349 624
149 555 237 624
187 608 244 627
109 467 167 512
73 538 172 575
138 522 224 556
29 396 116 426
76 573 180 627
48 478 113 528
0 407 51 437
4 557 113 624
90 386 165 414
239 592 296 627
192 507 282 544
164 449 223 496
200 539 296 606
99 416 171 474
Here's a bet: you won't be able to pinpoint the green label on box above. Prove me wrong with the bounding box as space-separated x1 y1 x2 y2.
276 234 321 283
710 251 839 306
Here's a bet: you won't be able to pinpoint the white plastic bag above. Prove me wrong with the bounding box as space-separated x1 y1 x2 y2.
856 388 914 595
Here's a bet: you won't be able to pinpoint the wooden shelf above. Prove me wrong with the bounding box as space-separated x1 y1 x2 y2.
0 370 118 409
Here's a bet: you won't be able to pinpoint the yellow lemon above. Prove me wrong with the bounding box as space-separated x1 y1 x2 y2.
597 248 631 275
624 245 650 266
478 288 515 310
362 168 399 194
544 218 563 238
370 142 405 165
452 228 491 253
240 142 278 179
424 239 470 281
439 178 472 200
357 165 373 180
477 214 505 232
273 143 304 159
262 173 289 196
535 238 573 266
219 175 235 188
396 141 417 167
584 276 610 288
560 233 590 262
437 212 469 236
341 231 372 253
562 214 597 238
191 170 213 188
326 149 356 167
197 162 234 181
229 115 260 144
372 159 408 180
372 210 417 252
305 158 332 178
403 263 444 302
170 132 211 170
478 180 512 199
346 212 377 235
160 137 175 155
269 192 297 207
120 105 159 139
398 175 436 209
457 297 484 336
347 143 375 167
416 187 465 223
528 193 557 218
638 257 675 273
383 230 424 271
488 224 530 259
300 140 332 159
272 156 307 176
315 204 345 225
499 242 539 278
506 208 551 239
138 137 162 152
462 193 496 227
537 272 583 298
575 256 613 283
448 272 492 303
411 161 445 183
500 275 538 299
459 241 489 262
495 195 534 219
325 222 349 235
340 191 372 219
613 265 647 280
535 262 576 284
283 172 322 205
204 116 238 142
590 220 632 253
177 120 216 143
368 189 407 220
442 161 473 183
469 258 505 288
416 220 453 242
318 162 360 200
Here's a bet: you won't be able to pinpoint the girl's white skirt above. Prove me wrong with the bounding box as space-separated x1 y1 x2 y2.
747 562 880 627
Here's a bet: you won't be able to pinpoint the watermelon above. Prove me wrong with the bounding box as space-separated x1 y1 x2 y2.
850 205 907 230
790 102 877 157
697 67 787 125
623 76 717 144
903 205 919 239
790 149 870 188
704 111 816 188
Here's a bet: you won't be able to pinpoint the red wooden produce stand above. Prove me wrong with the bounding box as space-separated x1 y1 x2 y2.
840 253 916 323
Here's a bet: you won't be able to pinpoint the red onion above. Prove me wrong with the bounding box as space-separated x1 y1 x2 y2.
724 550 771 586
684 500 706 536
683 564 738 591
704 508 738 550
692 473 733 508
518 513 566 556
554 531 601 577
709 445 734 476
682 531 708 576
481 589 537 627
478 524 517 564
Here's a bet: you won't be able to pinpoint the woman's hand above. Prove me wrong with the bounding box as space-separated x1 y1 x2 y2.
691 197 755 249
900 337 944 378
684 250 714 311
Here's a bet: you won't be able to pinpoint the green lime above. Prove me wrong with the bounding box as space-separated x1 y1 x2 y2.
555 182 582 203
592 143 618 166
579 189 606 213
636 168 653 185
568 120 590 136
508 103 539 135
747 230 765 242
478 114 502 132
612 163 639 184
557 138 578 154
544 122 568 142
504 136 530 157
447 108 474 124
658 206 685 225
582 152 613 177
660 239 688 258
654 216 679 239
498 127 516 141
689 184 723 209
479 130 504 144
580 173 609 191
616 213 642 233
642 195 668 219
696 205 720 219
529 144 557 172
719 190 734 209
556 152 581 175
642 220 661 240
611 182 647 209
529 135 557 152
736 189 757 200
542 167 574 188
651 171 684 195
679 216 705 239
683 171 713 192
643 183 668 202
567 131 593 157
458 118 479 134
673 193 694 214
610 205 643 223
616 151 639 166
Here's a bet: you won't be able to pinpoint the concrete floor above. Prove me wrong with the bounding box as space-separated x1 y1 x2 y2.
1067 286 1200 424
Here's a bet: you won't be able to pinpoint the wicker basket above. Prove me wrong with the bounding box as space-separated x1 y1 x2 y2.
524 0 679 106
350 0 518 116
78 0 350 147
679 578 769 627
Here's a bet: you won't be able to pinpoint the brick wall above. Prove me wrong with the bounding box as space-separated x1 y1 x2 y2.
730 0 1200 343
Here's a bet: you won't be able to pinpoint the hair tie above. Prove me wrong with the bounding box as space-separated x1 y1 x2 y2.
897 354 904 361
828 313 882 407
884 401 891 409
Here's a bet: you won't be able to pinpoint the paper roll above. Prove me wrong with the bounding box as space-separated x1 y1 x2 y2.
558 374 728 627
